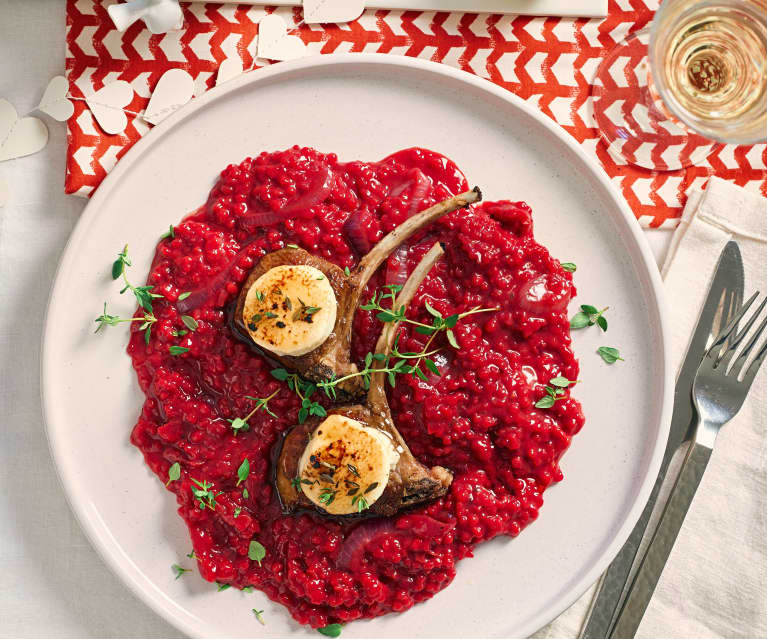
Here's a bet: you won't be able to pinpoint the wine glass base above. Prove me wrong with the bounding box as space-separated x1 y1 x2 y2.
592 29 718 171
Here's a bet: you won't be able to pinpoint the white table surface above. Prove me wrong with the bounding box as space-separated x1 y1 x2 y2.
0 2 673 637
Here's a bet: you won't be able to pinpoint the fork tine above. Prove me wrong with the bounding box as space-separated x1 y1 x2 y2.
707 291 760 359
731 296 767 345
731 306 767 377
742 320 767 385
718 295 767 371
717 285 743 351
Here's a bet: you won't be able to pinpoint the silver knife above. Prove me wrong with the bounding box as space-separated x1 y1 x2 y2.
579 240 744 639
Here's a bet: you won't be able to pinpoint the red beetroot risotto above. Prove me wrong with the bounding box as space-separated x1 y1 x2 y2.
129 146 584 628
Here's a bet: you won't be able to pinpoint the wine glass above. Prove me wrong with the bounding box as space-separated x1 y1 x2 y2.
592 0 767 171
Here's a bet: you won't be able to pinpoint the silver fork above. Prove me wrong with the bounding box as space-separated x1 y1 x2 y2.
609 291 767 638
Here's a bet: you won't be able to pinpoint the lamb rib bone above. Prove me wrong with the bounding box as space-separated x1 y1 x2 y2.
234 187 482 400
274 242 453 517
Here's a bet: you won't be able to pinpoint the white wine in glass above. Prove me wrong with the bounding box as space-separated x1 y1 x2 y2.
593 0 767 170
651 0 767 143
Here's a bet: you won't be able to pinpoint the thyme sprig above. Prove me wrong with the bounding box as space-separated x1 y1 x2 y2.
95 245 163 344
252 609 266 625
314 285 498 398
112 244 163 312
291 476 316 493
292 297 321 323
270 369 327 424
191 479 223 511
268 285 497 413
361 284 495 342
94 302 157 345
319 487 337 505
355 496 369 512
227 390 279 434
534 376 577 409
570 304 608 332
351 490 371 512
315 353 407 399
172 564 191 579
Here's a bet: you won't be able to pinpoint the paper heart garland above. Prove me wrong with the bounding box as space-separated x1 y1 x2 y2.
257 15 308 62
217 58 244 86
85 81 134 135
37 76 74 122
0 99 49 163
107 0 183 35
143 69 194 125
303 0 365 24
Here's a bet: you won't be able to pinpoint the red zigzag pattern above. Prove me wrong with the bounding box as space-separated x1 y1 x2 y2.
65 0 767 227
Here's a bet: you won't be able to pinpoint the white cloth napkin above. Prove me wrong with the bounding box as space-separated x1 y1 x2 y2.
537 177 767 639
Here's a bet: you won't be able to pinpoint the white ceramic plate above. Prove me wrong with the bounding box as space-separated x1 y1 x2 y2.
43 55 671 639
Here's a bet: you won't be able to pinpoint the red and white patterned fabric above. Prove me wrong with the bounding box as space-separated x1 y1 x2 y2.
65 0 767 228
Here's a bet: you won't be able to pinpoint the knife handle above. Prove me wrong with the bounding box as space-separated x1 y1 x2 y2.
608 440 713 638
580 428 694 639
579 469 666 638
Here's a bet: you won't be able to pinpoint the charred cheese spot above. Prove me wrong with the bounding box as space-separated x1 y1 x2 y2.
242 264 336 357
298 415 399 515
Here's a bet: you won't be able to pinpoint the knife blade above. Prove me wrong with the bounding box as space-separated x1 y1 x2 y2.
579 240 743 639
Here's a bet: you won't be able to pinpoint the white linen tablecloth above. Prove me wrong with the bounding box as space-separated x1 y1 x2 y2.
1 3 187 637
538 178 767 639
0 2 675 637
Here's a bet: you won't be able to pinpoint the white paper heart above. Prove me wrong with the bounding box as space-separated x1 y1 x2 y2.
108 0 183 35
107 0 147 31
217 58 243 86
0 99 49 163
86 81 134 135
257 14 308 62
143 69 194 125
303 0 364 24
143 0 184 34
37 75 75 122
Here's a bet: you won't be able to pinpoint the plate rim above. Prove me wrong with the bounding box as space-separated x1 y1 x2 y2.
41 53 672 639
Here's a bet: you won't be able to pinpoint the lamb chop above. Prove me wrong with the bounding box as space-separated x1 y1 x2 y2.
233 188 481 400
274 242 453 518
